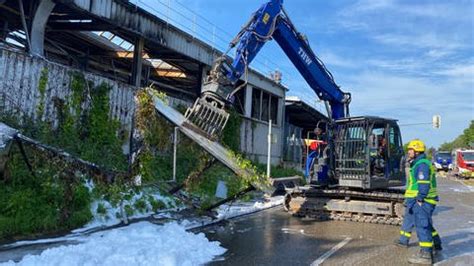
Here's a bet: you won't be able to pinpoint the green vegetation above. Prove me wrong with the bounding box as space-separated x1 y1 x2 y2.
187 163 248 201
0 71 128 239
96 203 107 215
134 90 201 183
36 68 48 119
255 163 303 178
54 73 128 171
148 196 167 211
0 144 92 239
439 120 474 151
221 109 242 151
91 182 130 209
226 151 271 191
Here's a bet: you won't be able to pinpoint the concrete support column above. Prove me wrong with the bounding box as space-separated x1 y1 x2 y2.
30 0 55 56
277 97 285 151
199 65 210 94
143 66 151 86
195 63 203 96
277 97 284 127
131 36 145 87
244 85 253 118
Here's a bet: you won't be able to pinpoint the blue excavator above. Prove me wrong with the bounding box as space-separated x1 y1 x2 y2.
185 0 406 225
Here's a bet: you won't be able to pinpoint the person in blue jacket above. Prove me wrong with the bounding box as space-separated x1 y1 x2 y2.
394 139 442 264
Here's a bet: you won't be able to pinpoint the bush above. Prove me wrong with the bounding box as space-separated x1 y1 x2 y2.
133 198 147 213
148 197 167 212
255 163 303 178
439 120 474 150
0 148 92 239
96 203 107 215
124 205 134 217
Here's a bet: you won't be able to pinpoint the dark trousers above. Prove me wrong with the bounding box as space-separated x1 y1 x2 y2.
399 200 441 250
413 202 437 251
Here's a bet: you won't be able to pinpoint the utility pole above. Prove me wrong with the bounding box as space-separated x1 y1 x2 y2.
267 119 272 178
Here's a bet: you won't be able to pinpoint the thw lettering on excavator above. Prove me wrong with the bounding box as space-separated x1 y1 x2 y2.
298 47 312 66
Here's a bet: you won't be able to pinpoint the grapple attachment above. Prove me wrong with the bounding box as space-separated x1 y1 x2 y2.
184 55 234 140
184 94 230 140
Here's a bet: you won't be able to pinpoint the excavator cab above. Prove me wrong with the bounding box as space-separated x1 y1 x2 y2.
287 116 407 225
333 116 405 189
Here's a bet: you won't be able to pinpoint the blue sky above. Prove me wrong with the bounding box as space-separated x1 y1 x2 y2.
140 0 473 148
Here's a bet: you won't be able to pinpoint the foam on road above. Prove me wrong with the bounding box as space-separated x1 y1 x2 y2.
1 222 226 266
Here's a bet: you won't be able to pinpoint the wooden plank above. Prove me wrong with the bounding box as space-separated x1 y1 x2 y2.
150 93 273 193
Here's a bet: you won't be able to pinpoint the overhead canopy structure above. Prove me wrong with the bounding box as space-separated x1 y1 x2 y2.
0 0 203 101
285 96 328 135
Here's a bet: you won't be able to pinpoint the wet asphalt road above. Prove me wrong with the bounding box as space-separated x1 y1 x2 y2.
204 177 474 266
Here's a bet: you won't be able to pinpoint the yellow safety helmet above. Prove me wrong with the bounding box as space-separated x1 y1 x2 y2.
407 139 425 152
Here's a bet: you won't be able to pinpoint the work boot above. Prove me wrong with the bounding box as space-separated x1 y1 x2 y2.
393 239 409 248
432 244 442 257
433 235 442 251
408 249 433 265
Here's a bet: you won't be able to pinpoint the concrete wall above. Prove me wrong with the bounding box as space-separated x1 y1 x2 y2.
0 48 135 127
239 85 285 165
240 119 283 165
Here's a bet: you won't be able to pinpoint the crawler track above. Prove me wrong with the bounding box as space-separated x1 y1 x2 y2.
284 187 405 226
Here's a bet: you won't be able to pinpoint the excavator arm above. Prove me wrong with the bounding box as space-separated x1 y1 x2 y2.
185 0 350 138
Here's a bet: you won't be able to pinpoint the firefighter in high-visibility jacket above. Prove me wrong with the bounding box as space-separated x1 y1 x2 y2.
397 139 442 264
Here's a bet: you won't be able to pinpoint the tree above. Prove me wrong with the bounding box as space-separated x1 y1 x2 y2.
427 147 435 160
439 120 474 151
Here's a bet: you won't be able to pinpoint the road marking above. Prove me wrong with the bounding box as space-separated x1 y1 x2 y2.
310 237 352 266
281 227 308 236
